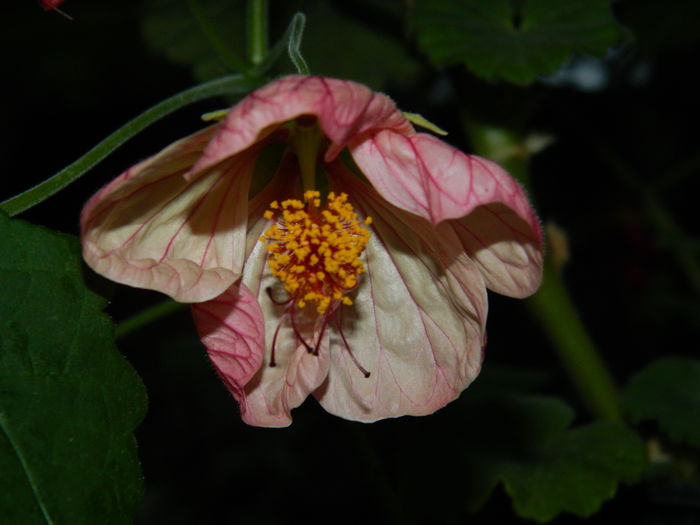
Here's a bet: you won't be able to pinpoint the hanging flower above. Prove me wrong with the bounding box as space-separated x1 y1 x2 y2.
81 75 543 427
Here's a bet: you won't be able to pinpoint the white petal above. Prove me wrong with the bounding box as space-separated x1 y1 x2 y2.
81 127 257 302
450 203 543 298
229 161 331 427
313 164 488 421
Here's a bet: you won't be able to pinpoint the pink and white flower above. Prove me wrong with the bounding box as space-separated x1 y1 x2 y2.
81 75 543 427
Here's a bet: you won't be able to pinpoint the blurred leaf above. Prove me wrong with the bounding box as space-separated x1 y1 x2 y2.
281 1 421 89
623 358 700 446
141 0 247 82
143 0 421 89
500 406 645 520
401 395 646 522
0 213 147 525
410 0 621 85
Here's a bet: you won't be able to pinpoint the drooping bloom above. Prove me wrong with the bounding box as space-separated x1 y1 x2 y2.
81 75 543 427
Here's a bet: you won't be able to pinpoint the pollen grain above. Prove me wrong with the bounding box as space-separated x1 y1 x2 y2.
261 191 372 314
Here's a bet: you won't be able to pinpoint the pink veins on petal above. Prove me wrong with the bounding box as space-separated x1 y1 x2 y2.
79 75 544 427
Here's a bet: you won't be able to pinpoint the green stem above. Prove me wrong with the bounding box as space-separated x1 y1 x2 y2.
247 0 268 66
187 0 248 72
248 13 308 77
466 120 623 423
599 145 700 296
527 266 624 423
285 12 310 75
1 74 262 217
115 300 187 339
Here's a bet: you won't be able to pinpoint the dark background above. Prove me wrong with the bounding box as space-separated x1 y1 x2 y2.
3 1 699 523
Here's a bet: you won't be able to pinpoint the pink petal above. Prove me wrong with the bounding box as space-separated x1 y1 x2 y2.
237 236 332 427
449 203 543 298
81 126 258 303
191 283 265 411
351 131 543 297
206 159 330 427
350 131 538 226
240 331 331 428
190 75 414 175
312 162 488 422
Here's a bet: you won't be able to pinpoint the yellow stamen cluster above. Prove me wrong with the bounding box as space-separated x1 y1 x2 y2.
261 190 372 314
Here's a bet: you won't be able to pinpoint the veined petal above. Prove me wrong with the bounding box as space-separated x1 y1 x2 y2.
313 163 488 422
240 320 331 428
191 75 413 175
238 224 332 428
351 131 543 297
351 131 539 226
449 203 543 298
207 156 330 427
81 126 257 303
191 283 265 412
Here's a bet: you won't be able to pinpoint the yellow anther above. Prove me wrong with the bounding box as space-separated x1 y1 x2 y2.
262 191 372 314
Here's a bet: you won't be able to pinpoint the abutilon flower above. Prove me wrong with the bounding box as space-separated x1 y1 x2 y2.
81 75 543 427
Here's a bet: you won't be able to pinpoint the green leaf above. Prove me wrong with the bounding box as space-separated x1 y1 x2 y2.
0 213 147 525
142 0 247 82
478 398 646 521
282 1 421 90
401 395 646 522
500 408 646 520
410 0 621 85
142 0 421 90
623 358 700 446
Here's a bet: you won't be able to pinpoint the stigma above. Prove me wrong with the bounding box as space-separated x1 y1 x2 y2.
262 191 372 314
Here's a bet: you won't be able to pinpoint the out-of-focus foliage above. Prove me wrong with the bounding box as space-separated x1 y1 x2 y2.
0 212 147 525
141 0 421 89
142 0 247 82
3 0 700 524
279 1 421 89
410 0 622 85
398 374 646 522
623 358 700 447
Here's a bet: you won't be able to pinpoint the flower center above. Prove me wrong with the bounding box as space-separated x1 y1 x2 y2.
262 190 372 314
